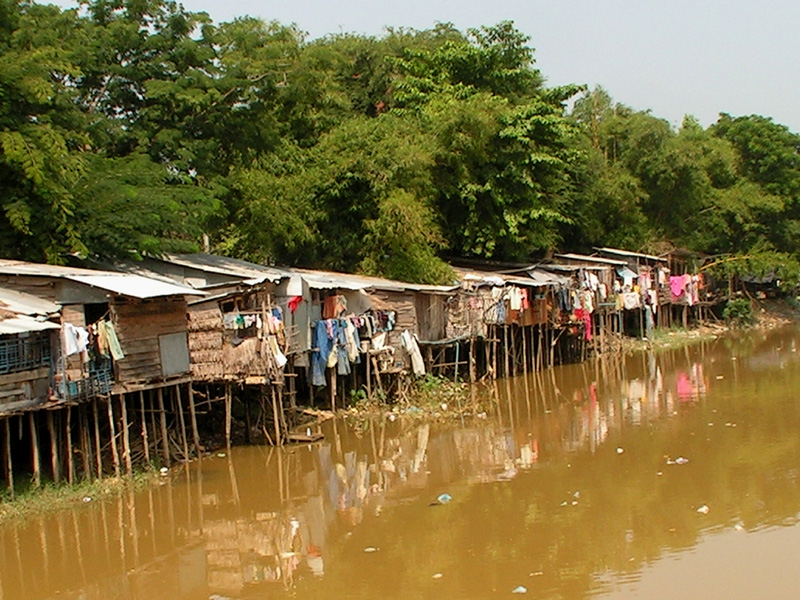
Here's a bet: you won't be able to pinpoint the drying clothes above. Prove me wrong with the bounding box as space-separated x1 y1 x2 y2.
63 323 89 356
102 321 124 361
401 330 426 376
598 283 608 302
344 320 361 363
323 295 346 320
509 286 523 311
268 336 287 368
312 320 335 386
520 288 530 310
288 295 303 314
336 321 350 376
622 292 641 310
670 276 686 299
582 290 595 314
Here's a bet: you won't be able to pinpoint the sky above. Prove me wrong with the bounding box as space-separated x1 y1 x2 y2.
51 0 800 133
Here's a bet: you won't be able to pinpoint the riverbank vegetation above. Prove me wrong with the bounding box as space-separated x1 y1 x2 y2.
2 0 800 287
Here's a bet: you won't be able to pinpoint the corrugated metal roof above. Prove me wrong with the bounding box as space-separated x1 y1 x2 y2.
595 247 667 263
0 287 60 316
455 268 555 288
65 274 205 298
554 253 628 266
0 259 205 299
288 268 458 294
160 253 287 283
0 315 60 335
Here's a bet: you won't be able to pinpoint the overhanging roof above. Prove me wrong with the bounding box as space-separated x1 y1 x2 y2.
0 287 60 316
0 315 60 335
0 259 205 299
554 253 628 266
594 247 667 263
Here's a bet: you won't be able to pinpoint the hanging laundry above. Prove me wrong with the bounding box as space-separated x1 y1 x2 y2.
103 321 125 361
509 286 523 311
670 276 686 299
63 323 89 356
311 321 334 386
401 330 426 376
288 295 303 314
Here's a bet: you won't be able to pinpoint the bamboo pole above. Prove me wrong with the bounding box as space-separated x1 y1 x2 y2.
271 386 282 447
65 406 74 484
175 385 189 462
139 390 150 467
107 397 120 477
79 406 92 480
157 387 171 467
224 383 232 450
29 412 41 488
47 411 60 484
4 417 13 499
187 383 201 455
120 395 133 476
92 400 103 478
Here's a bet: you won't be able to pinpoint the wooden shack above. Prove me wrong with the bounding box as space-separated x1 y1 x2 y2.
0 260 204 395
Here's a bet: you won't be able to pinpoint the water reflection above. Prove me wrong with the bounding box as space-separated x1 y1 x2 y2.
4 326 800 599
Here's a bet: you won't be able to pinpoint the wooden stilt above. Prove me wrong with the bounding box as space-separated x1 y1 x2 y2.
271 386 282 446
187 383 200 455
469 339 476 384
139 391 150 467
4 417 14 499
243 395 252 444
29 412 41 488
503 326 510 378
47 411 60 484
175 385 189 462
92 400 103 478
79 406 92 481
107 397 120 477
120 395 133 476
366 341 372 399
329 369 337 412
157 387 171 467
224 383 232 450
65 406 74 484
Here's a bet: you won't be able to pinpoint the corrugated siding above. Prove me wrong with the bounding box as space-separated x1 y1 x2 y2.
112 296 188 384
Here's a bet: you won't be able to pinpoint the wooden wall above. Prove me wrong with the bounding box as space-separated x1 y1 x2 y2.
112 295 188 386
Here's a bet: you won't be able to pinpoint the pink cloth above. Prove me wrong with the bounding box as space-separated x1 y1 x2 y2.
670 276 686 298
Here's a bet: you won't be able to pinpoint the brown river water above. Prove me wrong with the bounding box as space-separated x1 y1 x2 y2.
4 325 800 600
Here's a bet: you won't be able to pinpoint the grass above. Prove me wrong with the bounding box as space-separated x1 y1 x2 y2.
0 469 160 523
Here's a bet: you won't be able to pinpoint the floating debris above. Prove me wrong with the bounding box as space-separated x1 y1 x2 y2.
433 573 443 579
363 546 379 553
696 505 710 515
616 447 625 454
512 585 528 594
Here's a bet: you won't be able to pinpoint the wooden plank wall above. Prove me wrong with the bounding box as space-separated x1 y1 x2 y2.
370 291 418 346
112 296 188 384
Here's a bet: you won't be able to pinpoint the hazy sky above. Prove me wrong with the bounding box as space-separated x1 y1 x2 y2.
52 0 800 132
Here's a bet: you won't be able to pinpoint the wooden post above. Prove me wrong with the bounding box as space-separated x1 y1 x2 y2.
92 400 103 478
47 411 60 484
107 397 120 477
4 417 14 499
139 391 150 467
175 385 189 462
187 383 201 455
503 326 510 378
329 369 337 412
65 406 74 485
120 394 133 476
79 406 92 481
366 341 372 399
469 338 476 384
224 383 232 450
157 387 171 467
29 412 41 488
271 386 282 447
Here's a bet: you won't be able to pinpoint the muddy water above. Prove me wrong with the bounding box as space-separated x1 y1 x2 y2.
5 326 800 600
